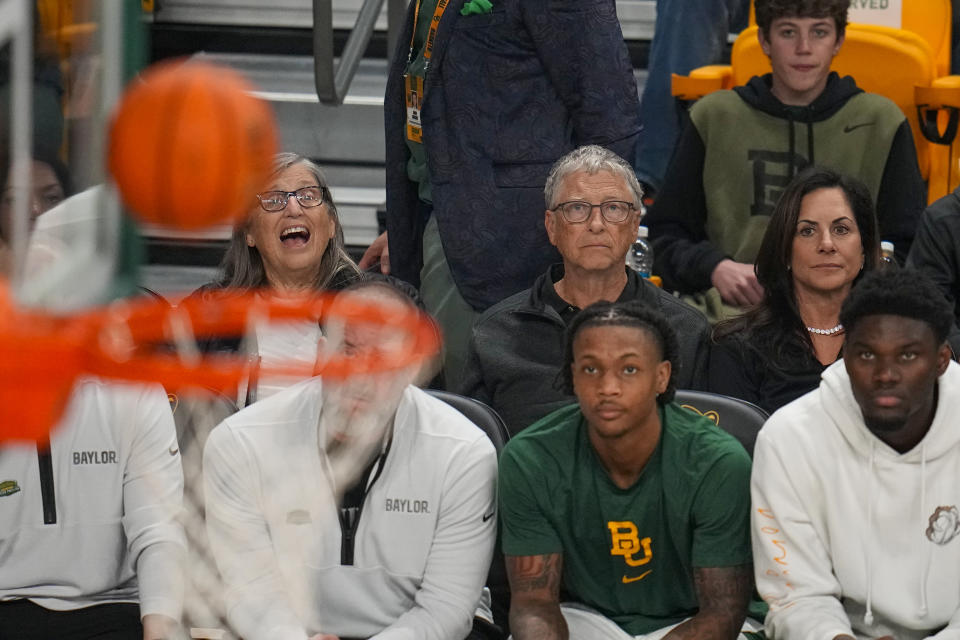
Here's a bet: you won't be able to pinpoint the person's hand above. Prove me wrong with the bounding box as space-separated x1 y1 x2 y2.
710 259 764 307
141 613 178 640
358 231 390 274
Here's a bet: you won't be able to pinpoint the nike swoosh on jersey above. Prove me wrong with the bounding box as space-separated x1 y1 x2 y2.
843 122 875 133
482 511 495 522
622 570 652 584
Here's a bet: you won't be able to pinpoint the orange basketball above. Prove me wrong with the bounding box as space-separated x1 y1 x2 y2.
108 59 278 230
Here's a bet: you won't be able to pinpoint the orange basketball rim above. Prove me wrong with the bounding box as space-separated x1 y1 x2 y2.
0 286 440 443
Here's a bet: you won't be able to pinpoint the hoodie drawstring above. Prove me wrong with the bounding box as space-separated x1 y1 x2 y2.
864 439 876 627
787 114 796 178
919 442 929 618
785 116 815 178
864 441 931 627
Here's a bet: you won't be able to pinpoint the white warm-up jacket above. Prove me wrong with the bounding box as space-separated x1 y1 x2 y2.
0 376 185 619
752 360 960 640
203 378 498 640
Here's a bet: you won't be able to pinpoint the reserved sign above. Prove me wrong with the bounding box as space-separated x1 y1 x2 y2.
848 0 902 29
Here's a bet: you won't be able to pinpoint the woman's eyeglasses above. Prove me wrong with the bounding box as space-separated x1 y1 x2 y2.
256 186 326 212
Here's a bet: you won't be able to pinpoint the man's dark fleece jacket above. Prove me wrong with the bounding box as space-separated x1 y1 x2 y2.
460 265 711 436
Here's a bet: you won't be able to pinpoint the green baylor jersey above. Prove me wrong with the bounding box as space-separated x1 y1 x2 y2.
499 403 752 635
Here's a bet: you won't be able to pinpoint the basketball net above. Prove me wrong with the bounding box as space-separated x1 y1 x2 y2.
0 282 439 639
171 288 432 638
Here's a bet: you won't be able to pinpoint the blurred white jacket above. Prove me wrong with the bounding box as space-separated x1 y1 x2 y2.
0 376 185 620
204 378 497 640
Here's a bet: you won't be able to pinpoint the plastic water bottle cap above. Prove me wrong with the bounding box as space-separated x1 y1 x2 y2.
638 225 649 238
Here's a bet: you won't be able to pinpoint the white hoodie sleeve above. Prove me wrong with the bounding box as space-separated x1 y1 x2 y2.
121 384 186 621
370 434 498 640
203 424 310 640
751 427 855 640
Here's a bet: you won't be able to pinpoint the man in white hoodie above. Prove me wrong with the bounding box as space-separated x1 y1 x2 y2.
751 269 960 640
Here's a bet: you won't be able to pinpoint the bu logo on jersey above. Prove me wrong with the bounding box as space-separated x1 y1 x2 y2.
608 521 653 583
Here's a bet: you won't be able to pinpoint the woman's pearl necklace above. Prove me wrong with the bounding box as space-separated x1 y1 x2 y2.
807 323 844 336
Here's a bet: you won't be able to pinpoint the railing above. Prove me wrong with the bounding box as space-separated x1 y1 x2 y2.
1 0 33 282
312 0 406 105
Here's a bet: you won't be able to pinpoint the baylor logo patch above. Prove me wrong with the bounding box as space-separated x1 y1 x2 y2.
0 480 21 497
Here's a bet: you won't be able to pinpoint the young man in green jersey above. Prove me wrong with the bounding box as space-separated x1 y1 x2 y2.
499 301 759 639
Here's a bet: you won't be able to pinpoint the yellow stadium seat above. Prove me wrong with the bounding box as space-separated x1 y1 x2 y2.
899 0 951 77
670 0 960 203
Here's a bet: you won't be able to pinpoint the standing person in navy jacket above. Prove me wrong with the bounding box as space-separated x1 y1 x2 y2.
363 0 642 390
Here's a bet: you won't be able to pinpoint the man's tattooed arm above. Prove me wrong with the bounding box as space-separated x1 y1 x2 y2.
663 564 753 640
505 553 568 640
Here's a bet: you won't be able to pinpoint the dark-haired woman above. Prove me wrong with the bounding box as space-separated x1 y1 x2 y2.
709 166 880 413
0 153 71 276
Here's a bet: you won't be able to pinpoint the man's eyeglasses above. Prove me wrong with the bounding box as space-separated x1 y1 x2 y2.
551 200 634 224
256 186 326 212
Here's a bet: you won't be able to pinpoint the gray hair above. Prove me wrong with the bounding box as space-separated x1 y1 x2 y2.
218 152 361 291
543 145 644 210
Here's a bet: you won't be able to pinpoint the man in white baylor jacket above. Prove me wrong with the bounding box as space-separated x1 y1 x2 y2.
0 376 185 639
203 282 498 640
752 270 960 640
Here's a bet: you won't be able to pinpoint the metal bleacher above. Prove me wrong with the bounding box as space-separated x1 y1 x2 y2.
142 0 656 292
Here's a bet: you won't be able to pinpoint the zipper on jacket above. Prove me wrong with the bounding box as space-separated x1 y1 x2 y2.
340 507 358 565
36 444 56 525
336 439 391 566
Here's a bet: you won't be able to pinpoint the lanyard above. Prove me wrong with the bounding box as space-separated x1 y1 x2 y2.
406 0 452 73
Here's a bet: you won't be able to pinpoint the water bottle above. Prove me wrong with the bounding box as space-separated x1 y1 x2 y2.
880 241 897 269
626 225 654 278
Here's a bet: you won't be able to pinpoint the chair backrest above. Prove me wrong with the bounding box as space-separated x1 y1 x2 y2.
673 389 769 457
427 389 511 455
895 0 951 77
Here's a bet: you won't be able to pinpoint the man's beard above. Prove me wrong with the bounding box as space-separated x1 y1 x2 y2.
863 414 907 434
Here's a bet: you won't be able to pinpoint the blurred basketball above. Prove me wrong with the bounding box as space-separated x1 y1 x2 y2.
107 59 278 230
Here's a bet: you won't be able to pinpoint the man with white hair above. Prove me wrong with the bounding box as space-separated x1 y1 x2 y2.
461 145 711 436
